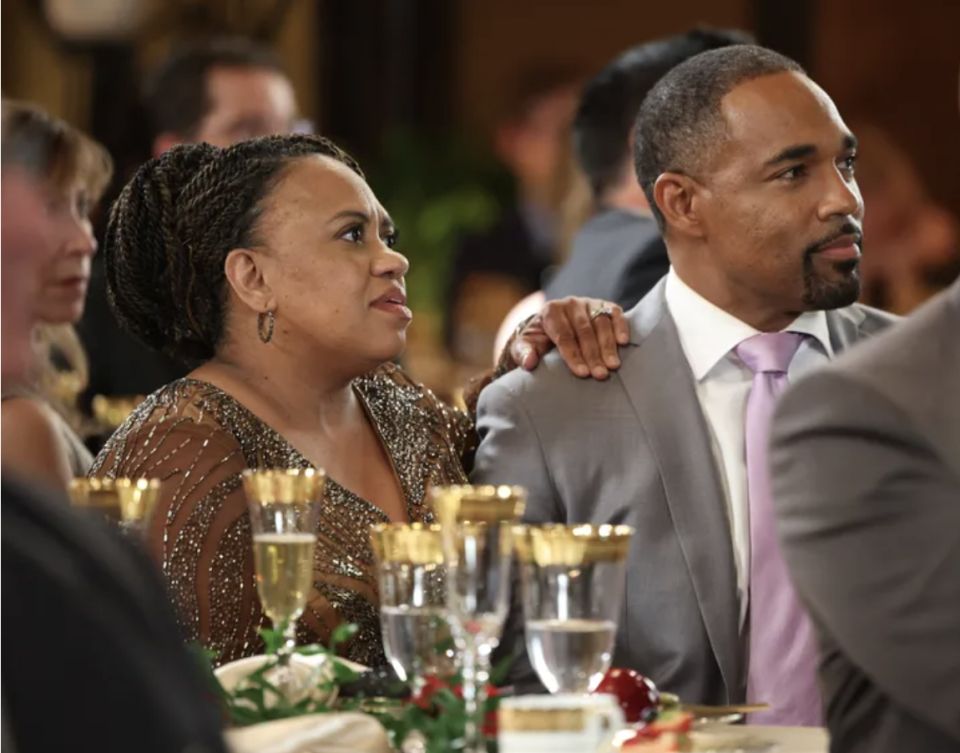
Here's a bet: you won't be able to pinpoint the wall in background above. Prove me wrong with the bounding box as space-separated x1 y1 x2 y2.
456 0 752 141
815 0 960 214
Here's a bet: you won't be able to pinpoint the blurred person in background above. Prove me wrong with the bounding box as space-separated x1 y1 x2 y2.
850 120 959 315
545 28 754 306
78 37 304 417
1 101 113 491
445 66 581 368
2 110 228 753
493 29 754 360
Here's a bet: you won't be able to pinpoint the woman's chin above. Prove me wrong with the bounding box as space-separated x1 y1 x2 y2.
365 334 407 368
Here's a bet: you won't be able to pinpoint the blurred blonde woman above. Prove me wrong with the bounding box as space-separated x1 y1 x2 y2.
1 101 112 490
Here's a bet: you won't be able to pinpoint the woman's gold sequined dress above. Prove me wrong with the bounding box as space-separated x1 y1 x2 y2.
89 364 473 667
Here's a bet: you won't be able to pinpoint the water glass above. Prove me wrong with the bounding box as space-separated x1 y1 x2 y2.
68 477 161 533
514 524 633 694
370 522 456 692
432 484 526 753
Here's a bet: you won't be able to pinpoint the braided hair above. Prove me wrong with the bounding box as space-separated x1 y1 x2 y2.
104 134 363 362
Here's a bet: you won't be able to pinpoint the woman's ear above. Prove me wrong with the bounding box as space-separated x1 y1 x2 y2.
224 248 276 313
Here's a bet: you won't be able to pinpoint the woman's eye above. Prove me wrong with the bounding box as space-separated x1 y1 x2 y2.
383 231 399 249
341 225 363 243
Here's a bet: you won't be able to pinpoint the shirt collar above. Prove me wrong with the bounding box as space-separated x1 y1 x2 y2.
664 268 834 381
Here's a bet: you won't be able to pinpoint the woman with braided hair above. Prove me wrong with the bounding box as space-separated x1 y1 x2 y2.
90 133 627 666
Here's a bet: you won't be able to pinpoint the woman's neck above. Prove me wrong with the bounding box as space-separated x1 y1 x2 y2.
196 341 370 434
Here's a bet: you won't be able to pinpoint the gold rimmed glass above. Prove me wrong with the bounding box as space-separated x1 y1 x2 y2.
513 524 633 694
243 468 326 691
91 394 144 432
68 478 162 533
370 523 455 693
431 484 526 753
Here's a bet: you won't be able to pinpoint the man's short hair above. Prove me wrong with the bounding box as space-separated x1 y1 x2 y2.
633 45 805 228
573 28 754 199
142 37 286 139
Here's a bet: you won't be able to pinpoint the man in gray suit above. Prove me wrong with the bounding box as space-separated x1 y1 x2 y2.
544 28 752 309
771 270 960 749
472 45 896 722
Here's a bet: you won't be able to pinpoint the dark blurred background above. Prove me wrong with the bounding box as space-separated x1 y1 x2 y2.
5 0 958 398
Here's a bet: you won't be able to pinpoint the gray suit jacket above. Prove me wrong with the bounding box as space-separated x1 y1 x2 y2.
544 208 667 310
472 279 895 705
771 280 960 753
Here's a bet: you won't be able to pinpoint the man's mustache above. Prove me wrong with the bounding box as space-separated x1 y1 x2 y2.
803 222 863 258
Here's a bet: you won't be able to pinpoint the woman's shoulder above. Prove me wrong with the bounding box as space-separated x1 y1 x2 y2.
1 395 75 483
91 379 253 477
355 364 474 450
356 363 447 411
1 395 62 446
94 380 245 464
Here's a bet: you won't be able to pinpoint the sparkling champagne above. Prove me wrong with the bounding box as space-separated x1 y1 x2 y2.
526 618 617 693
253 533 316 624
380 605 456 684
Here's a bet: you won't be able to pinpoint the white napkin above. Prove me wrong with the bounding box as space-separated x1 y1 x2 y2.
215 654 368 709
225 712 392 753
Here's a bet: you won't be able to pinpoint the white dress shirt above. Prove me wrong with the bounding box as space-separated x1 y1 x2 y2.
663 268 834 631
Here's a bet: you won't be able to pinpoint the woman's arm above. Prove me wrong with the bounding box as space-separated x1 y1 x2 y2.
94 418 263 664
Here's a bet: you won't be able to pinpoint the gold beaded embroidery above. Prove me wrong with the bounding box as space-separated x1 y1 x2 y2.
89 364 472 667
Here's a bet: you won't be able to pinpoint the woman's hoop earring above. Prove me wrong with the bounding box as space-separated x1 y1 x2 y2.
257 310 275 344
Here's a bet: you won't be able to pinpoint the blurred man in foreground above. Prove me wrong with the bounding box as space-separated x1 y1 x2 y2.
768 69 960 753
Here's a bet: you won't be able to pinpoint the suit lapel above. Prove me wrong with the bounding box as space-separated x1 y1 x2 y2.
826 302 899 353
825 305 865 353
618 285 742 701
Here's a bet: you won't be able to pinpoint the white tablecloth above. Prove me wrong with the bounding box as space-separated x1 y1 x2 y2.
692 724 828 753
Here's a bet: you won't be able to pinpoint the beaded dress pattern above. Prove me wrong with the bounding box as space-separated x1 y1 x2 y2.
90 364 473 667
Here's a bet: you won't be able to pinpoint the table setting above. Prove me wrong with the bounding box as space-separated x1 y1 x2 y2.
68 472 829 753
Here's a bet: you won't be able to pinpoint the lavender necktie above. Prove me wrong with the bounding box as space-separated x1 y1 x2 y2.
736 332 822 727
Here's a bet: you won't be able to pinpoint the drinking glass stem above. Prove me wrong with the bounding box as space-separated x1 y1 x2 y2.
275 617 299 700
278 617 298 664
459 640 491 753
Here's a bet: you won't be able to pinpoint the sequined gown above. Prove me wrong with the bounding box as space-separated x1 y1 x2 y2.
89 364 473 667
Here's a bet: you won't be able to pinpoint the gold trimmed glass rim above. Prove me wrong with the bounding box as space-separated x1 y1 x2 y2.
430 484 527 525
513 523 634 565
242 468 326 504
370 522 444 565
498 706 590 732
68 477 162 522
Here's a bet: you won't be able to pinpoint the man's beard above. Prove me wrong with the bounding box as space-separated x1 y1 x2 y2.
801 225 863 310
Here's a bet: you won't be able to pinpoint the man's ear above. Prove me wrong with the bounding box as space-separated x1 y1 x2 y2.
224 248 276 314
653 172 707 238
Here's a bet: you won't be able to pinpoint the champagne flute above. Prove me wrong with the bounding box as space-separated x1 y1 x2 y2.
68 477 161 534
432 485 526 753
513 524 633 694
370 523 456 694
243 468 326 696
